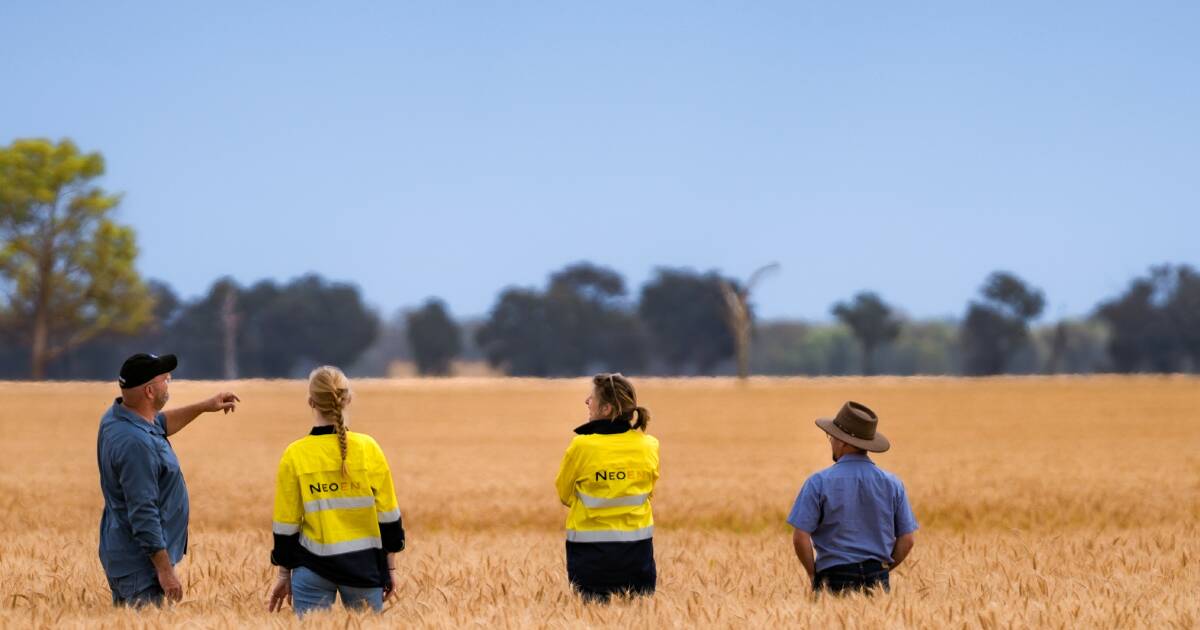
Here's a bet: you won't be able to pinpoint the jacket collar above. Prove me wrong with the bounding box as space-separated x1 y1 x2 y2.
574 419 632 435
111 398 164 436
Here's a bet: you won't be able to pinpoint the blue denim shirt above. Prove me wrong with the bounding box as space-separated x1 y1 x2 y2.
787 453 918 572
97 399 189 578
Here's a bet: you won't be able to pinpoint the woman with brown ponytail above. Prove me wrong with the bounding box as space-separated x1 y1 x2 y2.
267 366 406 616
555 373 660 602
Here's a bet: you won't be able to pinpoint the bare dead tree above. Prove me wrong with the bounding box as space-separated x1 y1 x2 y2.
721 263 780 379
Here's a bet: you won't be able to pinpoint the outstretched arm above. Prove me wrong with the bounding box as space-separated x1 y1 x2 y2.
163 392 240 436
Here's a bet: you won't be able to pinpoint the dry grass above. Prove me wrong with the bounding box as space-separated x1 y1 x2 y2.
0 376 1197 628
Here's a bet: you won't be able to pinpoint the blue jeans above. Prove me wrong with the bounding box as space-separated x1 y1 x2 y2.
291 566 383 616
813 560 890 594
107 568 164 608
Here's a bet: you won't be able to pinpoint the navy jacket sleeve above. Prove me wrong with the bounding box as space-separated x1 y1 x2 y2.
114 435 167 555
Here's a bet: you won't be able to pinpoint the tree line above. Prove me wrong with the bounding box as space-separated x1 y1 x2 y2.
2 138 1198 380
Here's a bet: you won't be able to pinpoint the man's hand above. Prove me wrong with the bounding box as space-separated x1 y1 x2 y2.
792 528 817 585
205 392 240 415
267 573 292 612
150 550 183 602
891 532 916 570
164 392 242 436
157 565 183 602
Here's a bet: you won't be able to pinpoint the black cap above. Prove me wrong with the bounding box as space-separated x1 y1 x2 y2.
119 353 178 389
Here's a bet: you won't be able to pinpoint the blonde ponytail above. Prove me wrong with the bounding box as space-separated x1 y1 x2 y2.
309 366 353 477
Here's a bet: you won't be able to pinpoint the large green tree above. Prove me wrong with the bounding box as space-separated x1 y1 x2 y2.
0 138 153 379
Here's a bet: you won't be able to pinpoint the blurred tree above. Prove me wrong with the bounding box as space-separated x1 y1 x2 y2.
1097 265 1198 372
639 268 736 374
1031 319 1110 374
0 139 154 378
476 287 554 376
168 275 379 378
1165 266 1200 370
832 291 902 375
51 280 181 379
546 262 646 374
407 298 462 376
961 272 1045 375
477 263 644 376
750 321 859 376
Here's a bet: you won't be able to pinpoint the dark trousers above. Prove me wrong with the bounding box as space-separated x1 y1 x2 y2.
813 560 890 594
107 569 164 607
566 539 656 603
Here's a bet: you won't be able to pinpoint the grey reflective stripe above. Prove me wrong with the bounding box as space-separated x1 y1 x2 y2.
303 496 376 513
377 508 402 523
272 521 300 535
576 491 650 509
298 534 382 556
565 526 654 543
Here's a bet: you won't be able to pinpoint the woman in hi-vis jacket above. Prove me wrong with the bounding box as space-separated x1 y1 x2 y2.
555 373 660 602
267 366 406 616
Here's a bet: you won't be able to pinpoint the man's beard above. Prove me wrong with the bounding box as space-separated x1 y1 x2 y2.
153 391 170 411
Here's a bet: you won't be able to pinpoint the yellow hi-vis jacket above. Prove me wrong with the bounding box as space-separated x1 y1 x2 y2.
272 428 404 579
555 421 660 543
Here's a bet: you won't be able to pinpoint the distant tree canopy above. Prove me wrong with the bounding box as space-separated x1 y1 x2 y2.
179 275 379 379
638 268 737 374
407 298 462 376
1097 265 1200 373
477 262 645 376
961 272 1045 376
832 292 901 376
0 138 154 378
1 145 1196 386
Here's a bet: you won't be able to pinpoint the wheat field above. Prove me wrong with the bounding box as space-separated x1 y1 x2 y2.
0 376 1197 629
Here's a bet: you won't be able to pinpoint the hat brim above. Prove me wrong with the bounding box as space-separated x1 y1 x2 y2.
157 354 178 374
815 418 890 453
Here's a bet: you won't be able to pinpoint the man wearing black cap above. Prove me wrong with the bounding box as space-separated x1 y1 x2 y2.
788 401 918 594
97 353 240 607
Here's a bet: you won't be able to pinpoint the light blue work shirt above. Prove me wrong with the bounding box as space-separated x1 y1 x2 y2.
97 398 189 578
787 453 918 572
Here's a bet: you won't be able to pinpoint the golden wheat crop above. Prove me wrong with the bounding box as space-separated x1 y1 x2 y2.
0 376 1196 629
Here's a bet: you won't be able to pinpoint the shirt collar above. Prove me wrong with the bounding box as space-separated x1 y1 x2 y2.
310 425 337 436
111 398 164 436
574 419 633 435
836 453 874 465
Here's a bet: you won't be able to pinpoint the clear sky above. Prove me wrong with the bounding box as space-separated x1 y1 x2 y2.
2 2 1196 321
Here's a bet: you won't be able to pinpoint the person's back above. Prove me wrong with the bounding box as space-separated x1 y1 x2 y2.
791 454 911 572
555 373 659 602
268 366 405 616
788 402 917 594
561 428 659 541
274 429 398 573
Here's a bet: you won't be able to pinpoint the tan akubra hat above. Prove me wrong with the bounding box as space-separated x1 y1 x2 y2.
815 401 890 453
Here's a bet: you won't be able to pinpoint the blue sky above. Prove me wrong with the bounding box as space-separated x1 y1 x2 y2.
2 2 1196 321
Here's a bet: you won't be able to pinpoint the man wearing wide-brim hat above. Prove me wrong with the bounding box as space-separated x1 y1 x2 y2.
787 401 918 594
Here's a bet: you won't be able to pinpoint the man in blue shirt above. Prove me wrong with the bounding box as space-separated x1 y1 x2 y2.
97 353 240 607
788 401 917 594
